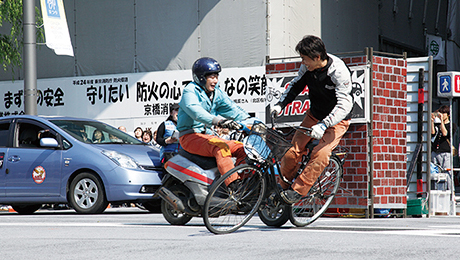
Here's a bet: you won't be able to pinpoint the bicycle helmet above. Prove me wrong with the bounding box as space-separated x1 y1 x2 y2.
192 57 221 87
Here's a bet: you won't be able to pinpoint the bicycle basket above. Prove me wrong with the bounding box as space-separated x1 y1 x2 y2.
243 122 292 163
243 134 271 162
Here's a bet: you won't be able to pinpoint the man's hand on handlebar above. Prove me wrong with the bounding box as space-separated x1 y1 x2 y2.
310 122 327 139
270 104 282 118
218 119 242 130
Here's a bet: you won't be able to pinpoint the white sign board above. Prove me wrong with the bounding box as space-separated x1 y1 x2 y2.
437 71 460 98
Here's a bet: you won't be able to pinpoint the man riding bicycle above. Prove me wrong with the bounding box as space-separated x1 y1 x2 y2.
271 35 353 204
177 57 249 189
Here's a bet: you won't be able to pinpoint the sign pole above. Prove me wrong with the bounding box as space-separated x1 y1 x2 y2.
23 0 37 115
416 69 424 196
449 97 456 216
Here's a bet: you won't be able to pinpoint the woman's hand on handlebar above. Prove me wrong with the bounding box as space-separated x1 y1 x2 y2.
218 119 242 130
218 119 251 134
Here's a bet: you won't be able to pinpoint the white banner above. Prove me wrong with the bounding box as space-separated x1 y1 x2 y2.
0 67 265 133
40 0 74 56
427 34 445 65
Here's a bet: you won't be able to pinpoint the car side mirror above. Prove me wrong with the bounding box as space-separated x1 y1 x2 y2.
40 137 59 148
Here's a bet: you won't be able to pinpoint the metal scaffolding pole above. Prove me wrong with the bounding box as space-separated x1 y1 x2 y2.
23 0 37 115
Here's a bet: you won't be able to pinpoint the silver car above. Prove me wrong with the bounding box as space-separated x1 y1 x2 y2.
0 115 162 214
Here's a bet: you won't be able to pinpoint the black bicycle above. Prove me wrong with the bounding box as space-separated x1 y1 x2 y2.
202 120 347 234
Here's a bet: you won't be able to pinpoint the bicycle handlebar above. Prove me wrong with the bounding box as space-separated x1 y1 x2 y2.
294 126 312 135
235 115 313 138
268 107 313 137
238 123 251 134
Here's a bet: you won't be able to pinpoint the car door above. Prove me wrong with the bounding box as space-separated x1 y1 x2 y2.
0 119 12 197
5 119 62 197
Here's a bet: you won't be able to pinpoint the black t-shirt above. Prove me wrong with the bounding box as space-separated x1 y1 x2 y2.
432 122 457 153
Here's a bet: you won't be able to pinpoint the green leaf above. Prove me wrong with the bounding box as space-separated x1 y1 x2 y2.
0 0 44 80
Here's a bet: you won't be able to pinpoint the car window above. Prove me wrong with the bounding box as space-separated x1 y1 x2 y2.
17 122 57 148
62 139 72 149
50 119 143 145
0 122 10 147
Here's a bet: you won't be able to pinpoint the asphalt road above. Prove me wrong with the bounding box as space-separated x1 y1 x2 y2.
1 207 460 260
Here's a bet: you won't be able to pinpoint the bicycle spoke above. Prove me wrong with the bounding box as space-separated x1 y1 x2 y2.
203 164 266 234
290 155 342 227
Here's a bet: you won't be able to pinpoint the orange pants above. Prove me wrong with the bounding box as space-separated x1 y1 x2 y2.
180 133 246 185
279 109 350 196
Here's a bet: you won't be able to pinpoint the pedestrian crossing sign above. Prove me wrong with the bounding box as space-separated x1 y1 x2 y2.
437 72 460 97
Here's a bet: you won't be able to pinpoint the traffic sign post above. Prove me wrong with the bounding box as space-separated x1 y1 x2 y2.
435 71 459 215
437 72 460 97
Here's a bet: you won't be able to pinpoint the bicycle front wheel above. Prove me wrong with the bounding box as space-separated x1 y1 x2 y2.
258 188 291 227
203 164 266 234
290 155 343 227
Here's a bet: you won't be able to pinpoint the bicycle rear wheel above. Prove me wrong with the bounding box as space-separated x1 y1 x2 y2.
290 155 342 227
203 164 266 234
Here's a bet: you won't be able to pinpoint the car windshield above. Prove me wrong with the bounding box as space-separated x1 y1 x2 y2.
50 119 143 145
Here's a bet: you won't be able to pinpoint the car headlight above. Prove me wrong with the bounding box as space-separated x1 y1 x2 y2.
101 150 140 169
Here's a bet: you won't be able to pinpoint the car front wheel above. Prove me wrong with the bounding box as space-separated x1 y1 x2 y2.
69 172 108 214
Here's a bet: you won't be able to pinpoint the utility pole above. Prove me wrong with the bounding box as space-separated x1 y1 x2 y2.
23 0 37 115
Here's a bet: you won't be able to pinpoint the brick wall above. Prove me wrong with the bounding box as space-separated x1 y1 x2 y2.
370 56 407 208
337 56 369 210
337 123 369 209
266 54 407 212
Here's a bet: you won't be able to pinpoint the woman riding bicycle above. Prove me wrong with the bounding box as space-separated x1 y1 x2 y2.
271 35 353 204
177 57 249 189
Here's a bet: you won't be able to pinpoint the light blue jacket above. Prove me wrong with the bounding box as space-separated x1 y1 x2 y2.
177 81 249 136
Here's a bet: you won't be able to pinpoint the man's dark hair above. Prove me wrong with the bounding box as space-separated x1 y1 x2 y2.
295 35 328 60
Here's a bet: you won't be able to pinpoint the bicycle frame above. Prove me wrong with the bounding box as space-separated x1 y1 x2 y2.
243 119 347 200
